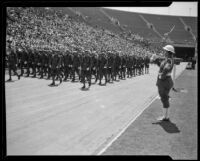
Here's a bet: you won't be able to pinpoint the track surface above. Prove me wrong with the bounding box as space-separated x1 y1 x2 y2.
5 63 188 155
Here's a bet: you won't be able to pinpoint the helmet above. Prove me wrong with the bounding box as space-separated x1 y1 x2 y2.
163 45 175 54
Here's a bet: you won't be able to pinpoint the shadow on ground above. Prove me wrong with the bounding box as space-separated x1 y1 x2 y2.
5 80 16 83
152 120 180 133
48 84 59 87
80 87 90 91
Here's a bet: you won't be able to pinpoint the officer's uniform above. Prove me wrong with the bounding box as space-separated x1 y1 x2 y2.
156 57 174 108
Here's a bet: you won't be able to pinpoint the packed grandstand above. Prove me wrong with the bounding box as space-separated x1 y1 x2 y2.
6 7 197 57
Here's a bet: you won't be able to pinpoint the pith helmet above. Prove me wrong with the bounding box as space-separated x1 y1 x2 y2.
163 45 175 54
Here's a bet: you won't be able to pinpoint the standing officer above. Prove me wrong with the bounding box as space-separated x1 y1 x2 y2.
156 45 175 121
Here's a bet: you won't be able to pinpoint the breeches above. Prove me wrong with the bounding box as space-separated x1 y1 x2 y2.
156 77 173 108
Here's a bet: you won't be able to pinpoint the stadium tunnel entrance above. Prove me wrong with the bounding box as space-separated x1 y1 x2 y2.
174 46 195 61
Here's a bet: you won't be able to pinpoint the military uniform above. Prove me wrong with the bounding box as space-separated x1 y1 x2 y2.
63 51 70 81
71 51 81 82
132 55 136 77
47 51 52 79
156 58 174 108
98 53 108 85
91 53 98 82
144 55 150 74
114 53 121 81
120 55 127 79
107 52 114 82
30 49 37 77
127 55 133 78
26 48 33 77
50 51 62 86
6 47 20 81
17 47 25 76
81 51 92 88
140 56 145 75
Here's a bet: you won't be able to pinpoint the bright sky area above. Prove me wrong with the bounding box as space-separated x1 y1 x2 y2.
106 2 197 17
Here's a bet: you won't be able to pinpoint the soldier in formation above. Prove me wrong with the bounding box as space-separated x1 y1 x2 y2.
6 42 151 89
6 41 21 81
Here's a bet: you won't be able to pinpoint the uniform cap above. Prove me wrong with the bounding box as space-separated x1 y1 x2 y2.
163 45 175 54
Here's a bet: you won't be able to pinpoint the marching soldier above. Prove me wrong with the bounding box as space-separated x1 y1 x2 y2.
30 47 37 77
43 51 49 77
140 56 145 75
107 51 114 83
144 55 150 74
55 52 64 81
111 51 116 81
98 52 108 85
81 50 92 89
16 46 25 76
135 55 140 76
127 54 133 78
63 49 70 81
50 49 62 86
39 49 47 79
71 50 81 82
114 51 121 81
26 47 34 77
91 51 98 83
120 54 127 79
47 49 53 79
132 54 136 77
6 43 21 81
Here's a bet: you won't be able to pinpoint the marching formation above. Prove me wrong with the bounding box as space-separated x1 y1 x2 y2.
6 44 150 89
5 7 157 89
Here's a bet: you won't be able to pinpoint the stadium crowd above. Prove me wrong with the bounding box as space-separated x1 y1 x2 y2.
6 7 161 88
